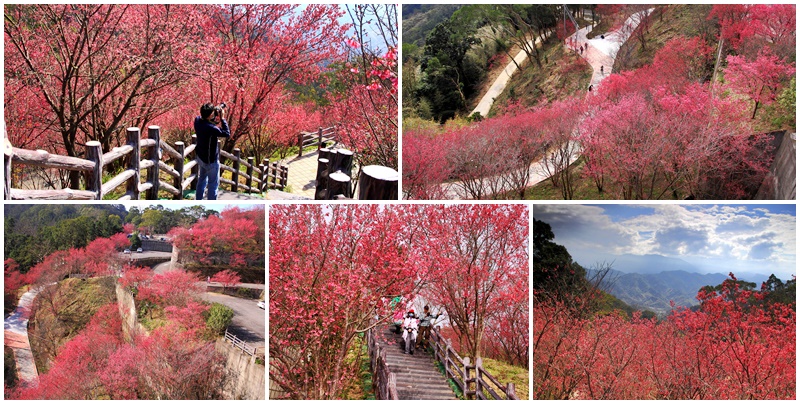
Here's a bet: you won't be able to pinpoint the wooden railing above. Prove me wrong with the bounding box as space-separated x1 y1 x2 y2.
367 328 399 400
297 126 338 157
4 126 289 200
430 327 518 400
225 328 256 357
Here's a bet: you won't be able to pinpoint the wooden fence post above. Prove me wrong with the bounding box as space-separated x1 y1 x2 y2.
387 373 397 400
174 142 185 200
507 383 517 400
358 165 399 200
126 127 141 199
298 132 304 157
147 126 160 200
463 356 471 398
280 164 288 190
475 357 483 398
328 171 351 199
315 158 329 200
274 162 281 189
85 141 103 200
190 134 198 191
444 338 451 380
232 148 241 192
261 158 269 192
338 148 354 177
317 126 323 152
246 156 254 194
259 161 266 192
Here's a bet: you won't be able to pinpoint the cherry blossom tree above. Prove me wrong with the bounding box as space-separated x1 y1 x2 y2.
210 269 241 293
4 4 203 187
269 204 529 398
724 51 795 119
534 273 795 399
190 4 347 154
169 206 265 270
328 4 398 169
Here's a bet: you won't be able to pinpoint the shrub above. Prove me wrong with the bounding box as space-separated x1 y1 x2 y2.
205 303 234 335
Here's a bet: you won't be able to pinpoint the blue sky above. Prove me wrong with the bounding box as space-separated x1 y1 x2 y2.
531 204 796 280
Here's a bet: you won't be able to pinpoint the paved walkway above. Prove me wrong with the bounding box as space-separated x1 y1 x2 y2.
186 189 264 200
279 152 320 199
470 34 548 118
440 9 653 199
567 8 654 92
4 286 45 388
277 148 358 200
442 141 581 199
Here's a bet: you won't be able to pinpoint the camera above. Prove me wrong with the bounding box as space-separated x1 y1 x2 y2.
212 102 227 120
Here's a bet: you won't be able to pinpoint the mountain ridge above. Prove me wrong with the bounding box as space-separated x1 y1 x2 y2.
583 254 776 314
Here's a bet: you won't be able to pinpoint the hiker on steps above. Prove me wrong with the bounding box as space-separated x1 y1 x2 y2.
417 305 439 350
402 309 419 355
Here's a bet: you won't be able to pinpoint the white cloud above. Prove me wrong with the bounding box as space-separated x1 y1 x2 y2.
533 204 796 278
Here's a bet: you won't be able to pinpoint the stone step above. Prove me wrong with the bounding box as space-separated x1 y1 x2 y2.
390 364 439 372
390 365 439 373
396 388 457 400
394 377 454 389
387 356 436 363
374 326 455 401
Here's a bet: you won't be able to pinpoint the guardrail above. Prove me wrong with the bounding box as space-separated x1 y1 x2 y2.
430 326 518 400
367 328 399 400
225 328 256 357
4 126 288 199
297 126 338 157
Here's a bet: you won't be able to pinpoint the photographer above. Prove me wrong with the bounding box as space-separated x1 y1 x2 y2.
194 103 230 200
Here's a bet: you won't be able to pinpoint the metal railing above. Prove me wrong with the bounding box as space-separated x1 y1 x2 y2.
225 328 256 357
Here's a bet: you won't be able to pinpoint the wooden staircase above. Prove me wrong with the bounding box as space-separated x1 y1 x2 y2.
374 327 457 400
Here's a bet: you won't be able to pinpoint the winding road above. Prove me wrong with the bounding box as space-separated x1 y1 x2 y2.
442 9 653 199
4 286 46 388
152 262 265 344
470 34 548 118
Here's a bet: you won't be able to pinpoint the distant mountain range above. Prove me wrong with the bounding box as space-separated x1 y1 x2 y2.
582 254 772 314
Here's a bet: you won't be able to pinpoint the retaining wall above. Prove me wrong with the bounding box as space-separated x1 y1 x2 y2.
215 340 266 400
114 283 148 342
757 131 796 199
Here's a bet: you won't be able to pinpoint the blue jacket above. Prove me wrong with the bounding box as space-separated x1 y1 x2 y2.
194 116 230 164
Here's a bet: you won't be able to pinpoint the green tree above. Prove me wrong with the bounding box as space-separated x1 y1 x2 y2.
417 19 484 121
205 303 234 335
130 233 142 250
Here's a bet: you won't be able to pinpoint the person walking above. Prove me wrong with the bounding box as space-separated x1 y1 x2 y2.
194 103 230 200
417 306 439 350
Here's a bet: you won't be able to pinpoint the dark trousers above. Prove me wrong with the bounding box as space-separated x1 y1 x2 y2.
417 325 431 348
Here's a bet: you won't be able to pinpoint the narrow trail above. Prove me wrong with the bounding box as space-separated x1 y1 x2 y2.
470 34 547 118
4 286 45 389
440 9 653 200
375 326 456 400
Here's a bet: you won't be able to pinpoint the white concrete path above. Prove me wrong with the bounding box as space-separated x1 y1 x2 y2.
567 9 654 92
4 286 45 388
439 9 654 199
471 35 547 118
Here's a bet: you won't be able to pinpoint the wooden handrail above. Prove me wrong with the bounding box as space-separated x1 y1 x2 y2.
10 148 95 171
430 326 518 400
4 125 284 200
297 125 338 157
367 328 399 400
